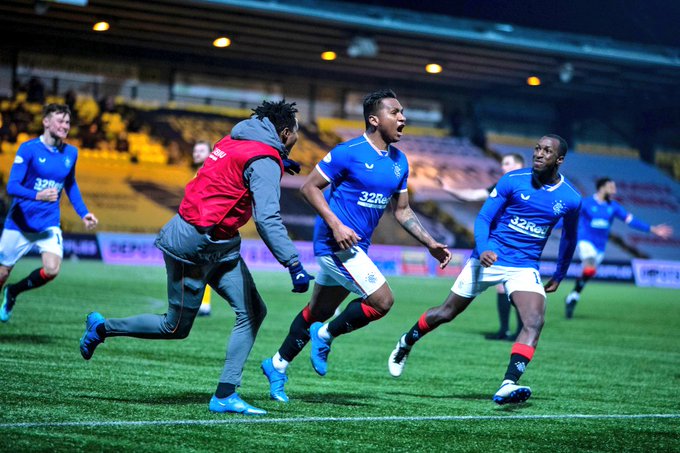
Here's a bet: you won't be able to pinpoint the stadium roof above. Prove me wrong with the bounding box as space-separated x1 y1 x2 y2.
1 0 679 108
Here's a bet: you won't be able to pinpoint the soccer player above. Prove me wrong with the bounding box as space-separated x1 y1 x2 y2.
79 100 313 416
564 177 672 318
445 153 527 341
388 134 581 405
0 103 98 322
191 140 214 317
261 89 451 403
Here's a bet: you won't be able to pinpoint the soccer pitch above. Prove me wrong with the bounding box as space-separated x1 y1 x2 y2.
0 259 678 452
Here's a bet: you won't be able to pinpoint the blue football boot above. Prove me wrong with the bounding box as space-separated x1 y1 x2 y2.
0 286 17 322
209 393 266 415
261 358 289 403
309 322 331 376
80 312 105 360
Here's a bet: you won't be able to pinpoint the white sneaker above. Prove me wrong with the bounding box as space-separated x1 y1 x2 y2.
388 338 411 377
492 379 532 405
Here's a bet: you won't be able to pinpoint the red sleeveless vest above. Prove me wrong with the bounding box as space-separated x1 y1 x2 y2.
179 136 284 239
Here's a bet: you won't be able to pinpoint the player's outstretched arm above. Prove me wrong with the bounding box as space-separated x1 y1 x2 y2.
444 187 490 202
301 168 360 250
391 191 451 268
651 224 673 239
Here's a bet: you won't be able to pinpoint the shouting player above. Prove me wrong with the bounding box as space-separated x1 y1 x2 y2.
0 103 98 322
261 88 451 403
564 177 672 318
388 134 581 405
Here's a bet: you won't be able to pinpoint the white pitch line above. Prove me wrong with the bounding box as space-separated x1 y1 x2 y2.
0 413 678 429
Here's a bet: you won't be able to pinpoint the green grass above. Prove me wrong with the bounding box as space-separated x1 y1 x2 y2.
0 258 678 452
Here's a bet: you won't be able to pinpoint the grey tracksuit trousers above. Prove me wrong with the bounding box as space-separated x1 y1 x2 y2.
104 215 267 387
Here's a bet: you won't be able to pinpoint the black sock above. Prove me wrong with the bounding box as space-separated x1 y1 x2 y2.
403 323 422 346
574 278 587 293
504 353 530 383
9 268 52 297
96 323 107 339
327 299 370 338
278 310 312 362
497 292 511 334
215 382 236 398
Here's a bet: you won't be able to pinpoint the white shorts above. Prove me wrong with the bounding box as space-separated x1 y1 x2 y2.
452 258 545 299
576 240 605 266
315 246 387 298
0 227 63 266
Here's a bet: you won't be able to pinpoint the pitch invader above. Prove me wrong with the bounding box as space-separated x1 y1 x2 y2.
388 135 581 405
0 104 98 322
564 177 673 318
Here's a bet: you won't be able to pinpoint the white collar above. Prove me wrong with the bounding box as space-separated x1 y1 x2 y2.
542 174 564 192
363 133 389 156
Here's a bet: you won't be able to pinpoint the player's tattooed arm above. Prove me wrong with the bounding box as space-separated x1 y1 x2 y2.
393 193 451 268
392 192 433 245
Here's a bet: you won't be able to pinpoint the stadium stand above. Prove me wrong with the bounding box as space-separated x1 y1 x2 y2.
2 94 677 257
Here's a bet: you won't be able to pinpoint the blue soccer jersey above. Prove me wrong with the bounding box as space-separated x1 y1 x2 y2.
5 137 88 232
473 169 582 281
577 195 649 252
313 134 409 256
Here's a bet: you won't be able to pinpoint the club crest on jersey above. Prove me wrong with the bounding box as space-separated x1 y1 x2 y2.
64 157 72 168
552 200 565 216
393 163 401 178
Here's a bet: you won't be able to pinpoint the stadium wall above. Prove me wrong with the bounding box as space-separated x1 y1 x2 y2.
24 232 668 285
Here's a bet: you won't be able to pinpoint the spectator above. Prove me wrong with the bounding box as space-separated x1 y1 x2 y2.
115 131 130 153
26 77 46 104
81 123 103 149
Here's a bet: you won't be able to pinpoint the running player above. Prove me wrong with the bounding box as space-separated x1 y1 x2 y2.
564 177 672 318
388 134 581 405
79 100 313 416
0 103 98 322
261 89 451 403
445 153 527 341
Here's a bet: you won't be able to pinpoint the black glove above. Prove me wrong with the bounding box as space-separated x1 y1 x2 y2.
283 158 301 175
288 262 314 293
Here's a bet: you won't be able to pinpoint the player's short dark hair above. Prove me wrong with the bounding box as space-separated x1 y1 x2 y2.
363 89 397 128
252 99 298 134
544 134 568 156
503 153 525 166
43 103 71 119
596 177 613 190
